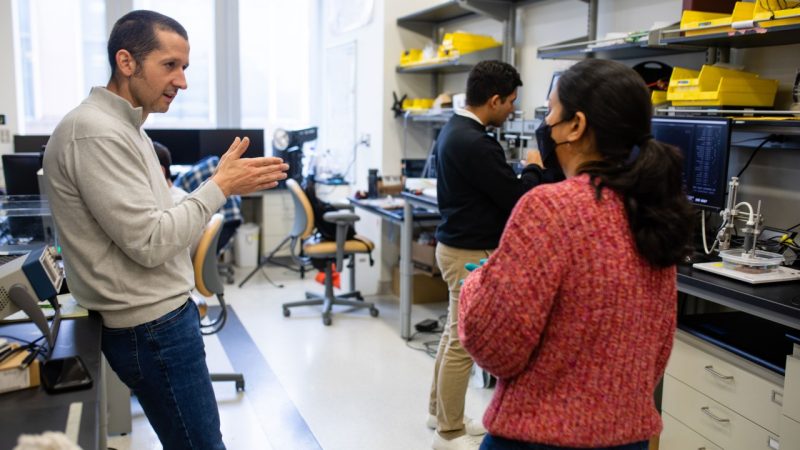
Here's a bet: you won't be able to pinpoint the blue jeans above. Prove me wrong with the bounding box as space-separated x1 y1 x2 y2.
102 300 225 450
480 435 648 450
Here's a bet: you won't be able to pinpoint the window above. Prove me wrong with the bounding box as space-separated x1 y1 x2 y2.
12 0 318 135
134 0 216 128
16 0 107 134
239 0 313 135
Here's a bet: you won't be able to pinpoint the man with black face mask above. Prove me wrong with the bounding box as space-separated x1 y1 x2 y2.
427 60 564 450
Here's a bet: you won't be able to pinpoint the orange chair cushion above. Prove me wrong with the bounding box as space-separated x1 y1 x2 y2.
303 234 374 257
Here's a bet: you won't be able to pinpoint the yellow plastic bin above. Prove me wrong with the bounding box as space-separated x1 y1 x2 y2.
400 49 423 66
753 0 800 27
667 65 779 107
680 2 754 36
438 32 500 58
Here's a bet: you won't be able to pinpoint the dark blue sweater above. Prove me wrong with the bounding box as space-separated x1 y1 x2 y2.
435 114 563 249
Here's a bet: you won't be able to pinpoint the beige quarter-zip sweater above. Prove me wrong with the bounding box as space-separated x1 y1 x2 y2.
43 87 226 328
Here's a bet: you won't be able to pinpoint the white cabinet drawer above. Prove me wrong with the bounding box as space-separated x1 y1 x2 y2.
781 416 800 450
660 411 722 450
785 351 800 421
662 375 779 450
666 337 784 432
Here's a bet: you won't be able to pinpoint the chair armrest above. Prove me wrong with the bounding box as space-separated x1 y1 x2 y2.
322 211 360 270
322 211 360 224
329 200 355 211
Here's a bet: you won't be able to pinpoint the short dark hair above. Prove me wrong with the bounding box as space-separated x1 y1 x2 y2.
153 141 172 180
466 60 522 107
107 10 188 77
557 59 694 267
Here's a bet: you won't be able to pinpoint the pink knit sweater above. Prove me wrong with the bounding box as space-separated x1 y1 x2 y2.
459 174 676 447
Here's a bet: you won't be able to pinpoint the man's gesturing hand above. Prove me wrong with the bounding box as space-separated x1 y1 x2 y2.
212 137 290 196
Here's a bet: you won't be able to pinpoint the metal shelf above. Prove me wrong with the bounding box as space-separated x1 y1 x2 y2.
396 0 520 36
661 23 800 49
396 46 502 74
538 27 704 60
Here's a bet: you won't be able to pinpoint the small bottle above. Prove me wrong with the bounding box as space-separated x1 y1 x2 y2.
367 169 379 198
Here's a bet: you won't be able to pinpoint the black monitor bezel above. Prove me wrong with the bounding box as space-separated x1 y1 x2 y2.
651 115 732 212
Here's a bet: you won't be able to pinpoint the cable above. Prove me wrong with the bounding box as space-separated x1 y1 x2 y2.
788 222 800 231
405 330 443 358
736 135 775 179
701 212 720 255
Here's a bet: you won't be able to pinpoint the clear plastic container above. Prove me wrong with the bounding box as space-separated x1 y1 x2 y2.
719 249 784 274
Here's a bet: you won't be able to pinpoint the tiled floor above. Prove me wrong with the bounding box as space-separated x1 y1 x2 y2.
107 264 494 450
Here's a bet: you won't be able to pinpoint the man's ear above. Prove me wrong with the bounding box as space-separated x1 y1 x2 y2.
488 94 501 109
115 49 136 77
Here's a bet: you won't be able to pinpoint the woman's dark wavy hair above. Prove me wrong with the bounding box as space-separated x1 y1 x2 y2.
556 59 693 267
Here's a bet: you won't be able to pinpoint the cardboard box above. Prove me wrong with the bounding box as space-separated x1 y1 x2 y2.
392 266 449 304
412 241 440 275
0 346 41 394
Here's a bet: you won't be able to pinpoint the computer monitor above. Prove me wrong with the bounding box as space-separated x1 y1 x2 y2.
13 135 50 153
144 129 202 165
199 129 265 160
3 152 44 195
651 117 732 211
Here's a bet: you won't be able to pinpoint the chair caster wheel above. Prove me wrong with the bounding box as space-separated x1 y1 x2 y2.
370 307 379 318
282 308 291 317
322 315 332 326
236 380 245 391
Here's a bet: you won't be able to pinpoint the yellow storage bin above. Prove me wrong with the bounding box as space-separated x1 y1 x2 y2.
667 65 778 107
438 32 500 58
651 91 668 106
400 49 423 66
753 0 800 27
402 98 435 112
680 10 733 36
680 2 754 36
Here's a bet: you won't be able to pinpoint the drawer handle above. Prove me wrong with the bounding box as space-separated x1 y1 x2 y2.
704 365 734 381
771 390 783 406
701 406 730 423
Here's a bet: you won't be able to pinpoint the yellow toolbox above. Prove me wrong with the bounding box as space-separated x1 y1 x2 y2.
667 65 779 107
438 32 500 58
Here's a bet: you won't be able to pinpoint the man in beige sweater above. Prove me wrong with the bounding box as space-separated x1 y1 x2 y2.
43 10 287 450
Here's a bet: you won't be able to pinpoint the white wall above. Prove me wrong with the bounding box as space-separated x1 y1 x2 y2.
0 0 20 164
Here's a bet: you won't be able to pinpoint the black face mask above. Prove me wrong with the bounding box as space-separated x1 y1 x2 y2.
535 120 569 165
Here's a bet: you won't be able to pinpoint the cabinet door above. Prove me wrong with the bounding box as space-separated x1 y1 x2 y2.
660 411 722 450
662 375 779 450
781 416 800 450
666 337 784 432
785 351 800 422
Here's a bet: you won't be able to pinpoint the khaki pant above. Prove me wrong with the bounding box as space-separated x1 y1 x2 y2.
428 242 493 440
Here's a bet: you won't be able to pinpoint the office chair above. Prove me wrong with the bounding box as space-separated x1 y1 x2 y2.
193 213 245 391
281 178 379 326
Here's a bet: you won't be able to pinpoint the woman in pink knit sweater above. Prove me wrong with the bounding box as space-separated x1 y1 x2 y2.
459 59 694 450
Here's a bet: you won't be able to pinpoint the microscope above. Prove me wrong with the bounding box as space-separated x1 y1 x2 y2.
693 176 800 283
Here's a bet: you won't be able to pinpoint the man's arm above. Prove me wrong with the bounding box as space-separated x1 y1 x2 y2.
460 136 541 214
74 137 226 268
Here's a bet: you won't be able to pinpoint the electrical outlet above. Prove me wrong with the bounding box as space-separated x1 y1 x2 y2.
0 129 10 143
359 133 371 147
0 114 6 125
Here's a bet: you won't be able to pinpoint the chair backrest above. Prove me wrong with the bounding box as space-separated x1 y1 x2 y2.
286 178 315 240
193 213 225 297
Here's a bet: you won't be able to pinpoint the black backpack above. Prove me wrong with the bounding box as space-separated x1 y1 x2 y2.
303 179 356 242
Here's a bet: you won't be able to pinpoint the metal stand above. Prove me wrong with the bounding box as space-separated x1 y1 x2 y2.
238 236 310 288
